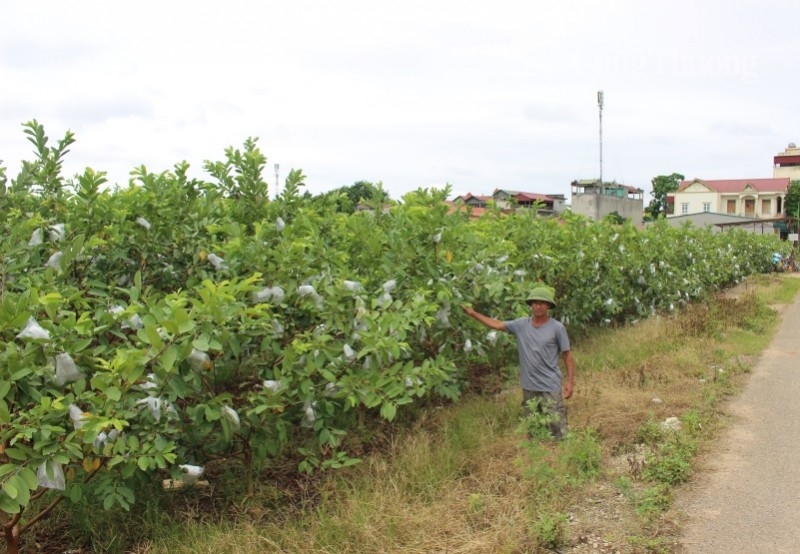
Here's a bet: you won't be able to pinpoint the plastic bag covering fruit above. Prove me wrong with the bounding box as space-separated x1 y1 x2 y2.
137 397 163 421
140 373 158 390
382 279 397 293
301 401 317 429
122 313 144 330
377 292 392 308
433 230 442 243
55 352 83 386
271 319 284 336
253 287 272 302
276 217 285 232
45 251 63 269
69 404 88 430
135 217 151 230
48 223 65 242
343 280 362 292
269 286 285 303
486 330 498 346
297 285 316 297
262 380 281 393
93 428 120 449
188 349 212 370
207 253 227 270
37 460 66 490
17 317 51 341
221 405 241 430
343 343 356 360
28 228 43 246
464 338 473 353
178 464 204 484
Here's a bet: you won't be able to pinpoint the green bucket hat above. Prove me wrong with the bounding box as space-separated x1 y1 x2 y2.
526 285 556 307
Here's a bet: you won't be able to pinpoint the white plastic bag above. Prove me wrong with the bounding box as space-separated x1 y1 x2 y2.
55 352 83 386
17 317 50 341
269 286 285 303
45 251 63 269
298 285 316 297
28 228 43 246
301 401 317 429
343 280 362 292
207 253 227 270
271 318 284 337
343 343 356 361
221 405 241 430
137 396 163 421
253 287 273 302
276 217 286 232
464 339 473 353
140 373 158 390
382 279 397 293
262 379 281 393
188 349 211 371
48 223 65 242
69 404 88 430
178 464 204 484
122 313 144 330
136 217 151 230
37 460 65 490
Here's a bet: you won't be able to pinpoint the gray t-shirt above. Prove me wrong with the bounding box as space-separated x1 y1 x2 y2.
503 317 570 392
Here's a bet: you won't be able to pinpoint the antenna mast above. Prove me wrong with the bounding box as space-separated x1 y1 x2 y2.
597 90 604 194
274 163 280 199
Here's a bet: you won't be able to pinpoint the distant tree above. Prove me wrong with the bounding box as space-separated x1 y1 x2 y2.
603 211 626 225
785 180 800 221
646 173 684 219
311 181 390 214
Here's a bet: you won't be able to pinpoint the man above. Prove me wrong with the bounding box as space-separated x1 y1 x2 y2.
462 284 575 439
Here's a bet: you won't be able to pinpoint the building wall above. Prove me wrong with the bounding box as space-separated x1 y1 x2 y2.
673 190 718 215
672 189 785 219
774 144 800 181
572 194 643 222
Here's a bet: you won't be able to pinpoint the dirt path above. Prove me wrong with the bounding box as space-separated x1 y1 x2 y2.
676 276 800 553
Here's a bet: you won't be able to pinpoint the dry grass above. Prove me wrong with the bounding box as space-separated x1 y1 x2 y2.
137 275 800 554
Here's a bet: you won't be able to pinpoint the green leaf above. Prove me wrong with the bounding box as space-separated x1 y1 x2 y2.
18 467 38 490
106 386 122 401
137 456 150 471
3 448 27 461
69 484 82 503
161 345 178 372
379 401 397 421
2 478 19 500
193 335 210 351
0 493 21 514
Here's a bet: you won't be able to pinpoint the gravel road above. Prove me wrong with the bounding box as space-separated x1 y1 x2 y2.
676 280 800 553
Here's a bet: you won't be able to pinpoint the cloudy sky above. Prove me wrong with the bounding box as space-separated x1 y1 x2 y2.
1 0 798 203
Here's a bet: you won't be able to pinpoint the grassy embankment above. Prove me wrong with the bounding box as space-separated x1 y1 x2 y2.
41 274 800 553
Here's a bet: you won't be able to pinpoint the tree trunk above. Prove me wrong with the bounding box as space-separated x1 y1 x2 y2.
3 522 20 554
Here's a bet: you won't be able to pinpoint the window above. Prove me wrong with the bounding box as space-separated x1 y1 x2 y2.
681 203 689 214
727 199 736 214
702 202 711 213
762 199 771 214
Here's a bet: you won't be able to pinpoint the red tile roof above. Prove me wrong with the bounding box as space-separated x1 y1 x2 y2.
678 178 790 193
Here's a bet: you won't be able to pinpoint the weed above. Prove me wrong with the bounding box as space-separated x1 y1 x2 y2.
531 510 568 549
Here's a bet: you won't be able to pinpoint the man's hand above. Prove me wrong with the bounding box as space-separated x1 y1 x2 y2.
563 380 574 400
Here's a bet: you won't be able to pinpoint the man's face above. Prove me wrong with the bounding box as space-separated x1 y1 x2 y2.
529 300 551 315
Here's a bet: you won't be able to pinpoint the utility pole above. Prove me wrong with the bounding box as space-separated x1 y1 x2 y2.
274 163 280 199
597 90 604 195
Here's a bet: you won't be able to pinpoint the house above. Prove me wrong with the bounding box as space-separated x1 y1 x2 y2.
570 179 644 222
451 189 566 217
670 177 789 219
774 143 800 181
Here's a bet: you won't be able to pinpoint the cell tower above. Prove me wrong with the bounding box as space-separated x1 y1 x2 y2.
597 90 604 194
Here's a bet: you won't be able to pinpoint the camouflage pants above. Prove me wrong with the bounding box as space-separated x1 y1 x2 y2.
522 389 567 440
